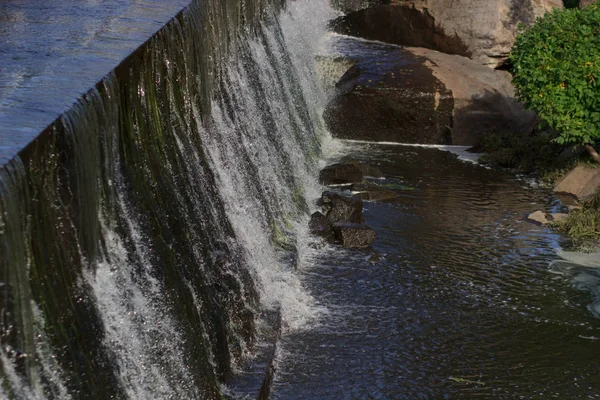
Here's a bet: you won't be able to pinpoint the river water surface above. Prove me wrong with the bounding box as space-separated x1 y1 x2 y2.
271 141 600 399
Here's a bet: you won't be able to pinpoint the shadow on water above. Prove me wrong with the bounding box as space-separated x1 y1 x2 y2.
273 142 600 399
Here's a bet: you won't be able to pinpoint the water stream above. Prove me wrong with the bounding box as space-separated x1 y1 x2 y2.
269 140 600 398
1 0 600 399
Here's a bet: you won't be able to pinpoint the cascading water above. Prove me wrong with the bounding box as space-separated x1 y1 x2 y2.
0 0 337 398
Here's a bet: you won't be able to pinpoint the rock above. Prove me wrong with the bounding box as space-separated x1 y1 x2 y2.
527 210 550 225
321 191 364 224
408 47 537 145
331 0 563 68
324 50 454 144
333 223 378 247
308 211 335 241
550 213 569 223
324 44 536 146
319 163 364 185
341 158 385 179
316 55 357 95
554 166 600 202
580 0 596 7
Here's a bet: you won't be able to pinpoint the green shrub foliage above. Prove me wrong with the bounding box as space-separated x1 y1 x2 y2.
510 4 600 146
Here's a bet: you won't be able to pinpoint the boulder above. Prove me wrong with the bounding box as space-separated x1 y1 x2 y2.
333 223 378 247
527 210 550 225
316 55 357 95
324 47 454 144
550 213 569 223
319 163 364 185
554 166 600 202
331 0 562 68
409 47 537 145
341 158 385 179
324 44 536 146
308 211 335 242
580 0 597 7
320 191 364 224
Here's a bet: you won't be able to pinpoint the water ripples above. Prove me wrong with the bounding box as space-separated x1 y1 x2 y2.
273 143 600 399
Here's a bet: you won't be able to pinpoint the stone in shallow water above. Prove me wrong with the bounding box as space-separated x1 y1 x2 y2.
308 211 335 242
320 191 364 224
319 163 364 185
554 165 600 203
527 210 550 225
333 223 377 248
341 158 385 179
550 213 569 223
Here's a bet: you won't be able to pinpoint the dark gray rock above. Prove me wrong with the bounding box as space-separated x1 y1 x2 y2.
341 158 385 179
319 163 364 185
333 223 377 247
309 211 335 242
321 191 364 224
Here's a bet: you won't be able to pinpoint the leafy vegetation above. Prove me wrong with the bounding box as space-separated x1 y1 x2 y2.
477 127 589 184
509 4 600 150
552 188 600 251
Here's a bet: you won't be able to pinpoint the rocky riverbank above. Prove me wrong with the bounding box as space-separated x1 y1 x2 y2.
316 0 600 251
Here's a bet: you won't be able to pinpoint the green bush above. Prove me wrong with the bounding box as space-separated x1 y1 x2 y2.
510 4 600 147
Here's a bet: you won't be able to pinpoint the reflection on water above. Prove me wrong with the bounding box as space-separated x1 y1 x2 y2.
0 0 189 164
273 142 600 399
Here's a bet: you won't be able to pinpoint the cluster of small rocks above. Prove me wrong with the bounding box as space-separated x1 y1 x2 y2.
527 165 600 226
309 159 395 248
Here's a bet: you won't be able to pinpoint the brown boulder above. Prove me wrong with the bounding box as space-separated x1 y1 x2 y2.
554 166 600 202
340 158 385 179
527 210 550 225
333 223 378 247
408 47 537 145
550 213 569 223
324 45 454 144
319 163 364 185
324 43 536 146
331 0 562 68
320 191 365 224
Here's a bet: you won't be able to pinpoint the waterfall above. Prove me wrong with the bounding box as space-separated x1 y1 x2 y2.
0 0 336 398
